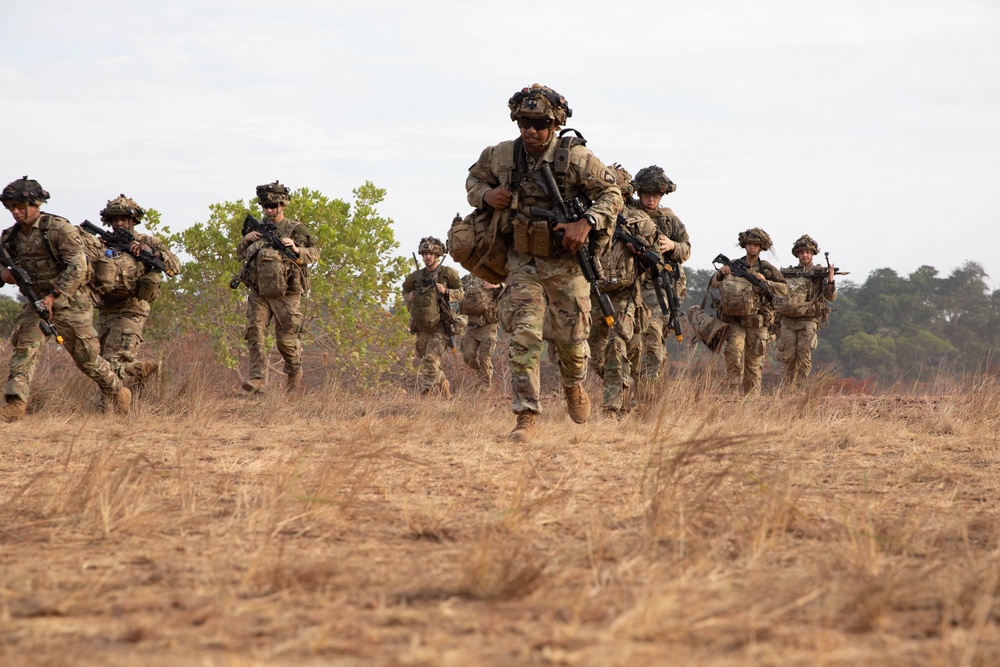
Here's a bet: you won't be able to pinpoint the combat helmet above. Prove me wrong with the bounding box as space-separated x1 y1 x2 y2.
418 236 446 257
791 234 820 257
256 180 291 205
1 175 50 206
99 194 145 226
632 165 677 196
609 163 635 198
508 84 572 126
738 227 773 251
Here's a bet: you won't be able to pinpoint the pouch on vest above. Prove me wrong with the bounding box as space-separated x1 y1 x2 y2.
719 276 760 317
136 270 163 303
511 213 554 257
79 231 116 296
409 281 441 333
447 209 508 283
255 247 289 299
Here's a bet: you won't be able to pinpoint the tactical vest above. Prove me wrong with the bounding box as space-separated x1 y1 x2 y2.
598 214 646 294
2 215 112 295
409 267 443 333
774 274 830 319
245 219 309 298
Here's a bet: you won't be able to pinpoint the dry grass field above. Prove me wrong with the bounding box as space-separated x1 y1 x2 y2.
2 340 1000 666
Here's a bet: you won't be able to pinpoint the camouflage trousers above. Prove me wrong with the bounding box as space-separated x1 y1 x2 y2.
5 293 122 403
637 286 671 381
588 289 640 411
499 257 591 414
413 327 450 392
245 290 303 382
776 317 818 386
460 322 497 385
723 321 770 396
97 299 150 383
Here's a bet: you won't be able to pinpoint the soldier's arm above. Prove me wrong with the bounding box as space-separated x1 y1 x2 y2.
444 268 464 302
466 146 501 208
823 278 838 302
763 264 789 296
141 234 183 276
290 225 320 264
661 211 692 263
49 221 90 298
570 147 623 229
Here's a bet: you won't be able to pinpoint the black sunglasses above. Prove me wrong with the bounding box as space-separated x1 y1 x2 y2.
517 118 551 131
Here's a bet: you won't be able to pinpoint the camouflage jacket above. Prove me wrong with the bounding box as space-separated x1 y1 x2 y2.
237 217 320 295
1 213 90 299
647 207 691 264
710 256 788 325
466 136 623 277
99 232 182 315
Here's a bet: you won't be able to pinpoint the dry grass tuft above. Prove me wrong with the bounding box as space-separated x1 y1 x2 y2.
4 338 1000 664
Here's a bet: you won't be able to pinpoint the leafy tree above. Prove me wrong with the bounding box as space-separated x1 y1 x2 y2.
154 183 408 383
0 293 21 338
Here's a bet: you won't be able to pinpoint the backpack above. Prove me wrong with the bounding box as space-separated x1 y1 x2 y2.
448 209 509 284
459 277 499 324
102 252 146 300
76 228 117 296
774 275 828 319
409 276 441 332
718 276 760 317
253 246 291 299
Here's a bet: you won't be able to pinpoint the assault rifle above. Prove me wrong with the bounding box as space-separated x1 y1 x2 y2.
80 220 175 276
229 213 302 290
0 242 64 345
528 163 616 327
613 219 683 342
412 253 460 349
713 254 775 301
782 252 849 280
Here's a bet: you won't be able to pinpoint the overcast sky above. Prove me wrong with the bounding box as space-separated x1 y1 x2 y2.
3 0 999 290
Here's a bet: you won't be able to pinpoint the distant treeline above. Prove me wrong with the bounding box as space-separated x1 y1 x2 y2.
685 261 1000 380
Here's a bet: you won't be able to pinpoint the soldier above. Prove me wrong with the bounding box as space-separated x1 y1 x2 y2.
402 237 464 397
458 273 502 388
0 176 131 420
709 228 787 396
588 165 657 417
632 165 691 382
92 195 181 388
238 181 320 395
466 83 623 442
776 235 837 386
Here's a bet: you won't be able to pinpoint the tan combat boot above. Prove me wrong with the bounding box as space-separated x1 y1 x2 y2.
286 370 302 394
242 378 265 395
105 386 132 416
564 384 591 424
507 410 537 443
0 396 27 422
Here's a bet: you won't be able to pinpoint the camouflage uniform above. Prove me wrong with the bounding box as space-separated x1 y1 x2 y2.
402 249 463 394
776 235 837 385
633 167 691 382
92 195 181 384
589 200 657 413
458 274 502 387
710 229 787 396
467 85 623 417
1 201 124 407
238 182 320 392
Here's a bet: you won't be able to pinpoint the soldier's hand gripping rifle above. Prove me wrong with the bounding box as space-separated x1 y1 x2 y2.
412 253 459 349
713 253 775 301
528 163 615 327
80 220 175 276
613 220 683 342
0 243 64 345
229 213 302 289
781 252 850 281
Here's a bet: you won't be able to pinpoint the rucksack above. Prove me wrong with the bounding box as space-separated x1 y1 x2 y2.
718 276 760 317
409 276 441 332
253 246 291 299
774 276 828 319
